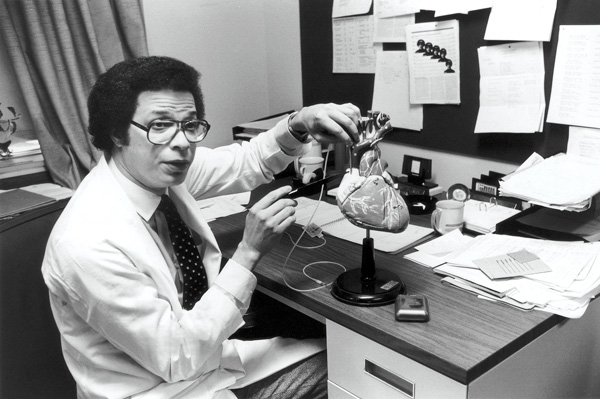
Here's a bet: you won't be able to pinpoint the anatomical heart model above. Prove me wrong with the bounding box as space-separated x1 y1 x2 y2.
336 111 409 233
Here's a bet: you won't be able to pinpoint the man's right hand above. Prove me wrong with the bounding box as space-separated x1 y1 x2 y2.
231 186 297 271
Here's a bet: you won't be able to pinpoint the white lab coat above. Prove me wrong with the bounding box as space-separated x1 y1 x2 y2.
42 122 324 399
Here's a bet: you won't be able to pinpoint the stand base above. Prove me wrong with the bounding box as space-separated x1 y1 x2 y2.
331 268 406 306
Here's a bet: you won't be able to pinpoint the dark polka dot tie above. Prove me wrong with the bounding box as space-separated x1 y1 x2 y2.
158 195 208 310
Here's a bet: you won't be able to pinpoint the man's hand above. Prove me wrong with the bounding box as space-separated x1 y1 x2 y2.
231 186 297 271
290 103 361 146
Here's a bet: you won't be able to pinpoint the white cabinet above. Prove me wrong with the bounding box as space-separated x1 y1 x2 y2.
327 320 466 399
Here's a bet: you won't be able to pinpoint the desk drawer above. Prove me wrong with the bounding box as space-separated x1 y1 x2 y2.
328 381 360 399
327 320 466 399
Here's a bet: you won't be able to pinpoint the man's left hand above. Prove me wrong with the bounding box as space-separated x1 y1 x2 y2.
290 103 361 146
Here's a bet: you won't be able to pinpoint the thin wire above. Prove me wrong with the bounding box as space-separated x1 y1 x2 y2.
281 145 347 292
285 231 327 249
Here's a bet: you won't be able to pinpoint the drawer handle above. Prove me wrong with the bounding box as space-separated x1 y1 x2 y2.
364 359 415 398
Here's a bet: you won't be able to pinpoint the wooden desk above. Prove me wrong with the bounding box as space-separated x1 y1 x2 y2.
210 189 600 398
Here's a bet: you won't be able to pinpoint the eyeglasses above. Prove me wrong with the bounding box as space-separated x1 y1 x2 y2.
130 119 211 145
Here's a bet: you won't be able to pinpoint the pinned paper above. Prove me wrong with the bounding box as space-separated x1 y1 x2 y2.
473 249 551 280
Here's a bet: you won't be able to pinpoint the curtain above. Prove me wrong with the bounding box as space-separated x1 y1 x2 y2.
0 0 148 189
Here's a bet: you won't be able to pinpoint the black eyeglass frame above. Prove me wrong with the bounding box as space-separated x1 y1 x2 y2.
130 119 211 145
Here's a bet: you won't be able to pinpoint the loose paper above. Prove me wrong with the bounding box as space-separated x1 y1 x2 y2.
548 26 600 129
332 0 373 18
475 42 545 133
474 250 551 280
372 51 423 131
333 16 377 74
405 20 460 104
484 0 557 42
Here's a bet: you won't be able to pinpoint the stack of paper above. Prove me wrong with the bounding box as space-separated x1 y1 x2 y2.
499 153 600 211
433 234 600 318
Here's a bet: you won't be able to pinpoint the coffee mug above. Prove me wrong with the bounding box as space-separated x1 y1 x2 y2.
294 141 322 176
431 199 464 234
299 156 324 184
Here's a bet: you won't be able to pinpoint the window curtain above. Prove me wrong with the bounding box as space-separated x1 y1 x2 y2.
0 0 148 189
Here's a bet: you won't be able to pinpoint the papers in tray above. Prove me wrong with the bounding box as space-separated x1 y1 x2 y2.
293 197 434 253
499 153 600 211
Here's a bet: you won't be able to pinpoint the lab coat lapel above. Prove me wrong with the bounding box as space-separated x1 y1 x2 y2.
92 158 184 313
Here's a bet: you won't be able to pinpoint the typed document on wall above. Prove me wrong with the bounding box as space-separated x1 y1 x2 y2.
547 25 600 129
405 20 460 104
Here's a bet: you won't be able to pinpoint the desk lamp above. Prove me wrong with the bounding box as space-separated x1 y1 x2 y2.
331 112 409 306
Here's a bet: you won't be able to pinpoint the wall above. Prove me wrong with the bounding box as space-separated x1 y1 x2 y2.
1 1 517 188
142 0 303 150
379 142 518 192
141 0 517 189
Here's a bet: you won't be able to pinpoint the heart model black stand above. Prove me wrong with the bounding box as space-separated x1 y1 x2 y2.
331 229 406 306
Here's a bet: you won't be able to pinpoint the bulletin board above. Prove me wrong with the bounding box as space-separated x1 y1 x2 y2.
299 0 599 164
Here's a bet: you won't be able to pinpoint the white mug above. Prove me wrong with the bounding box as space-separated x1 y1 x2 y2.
298 156 324 184
431 200 464 234
294 141 322 176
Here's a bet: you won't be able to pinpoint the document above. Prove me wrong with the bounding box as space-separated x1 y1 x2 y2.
372 51 422 131
198 192 251 222
474 42 545 133
333 16 377 74
375 0 419 18
432 0 492 17
373 2 414 43
405 20 460 104
419 0 491 16
484 0 557 41
547 26 600 129
567 126 600 159
332 0 372 19
473 251 551 280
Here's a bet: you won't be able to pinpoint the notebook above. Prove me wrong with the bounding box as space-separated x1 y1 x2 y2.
0 188 56 219
463 199 520 234
294 197 434 253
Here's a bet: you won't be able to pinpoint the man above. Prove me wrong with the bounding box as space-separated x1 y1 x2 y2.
42 56 361 398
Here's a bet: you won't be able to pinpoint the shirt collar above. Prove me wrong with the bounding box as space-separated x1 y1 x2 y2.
108 158 162 222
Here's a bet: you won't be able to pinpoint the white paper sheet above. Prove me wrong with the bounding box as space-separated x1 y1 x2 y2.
434 0 492 17
373 5 414 43
419 0 491 15
405 20 460 104
567 126 600 160
332 0 372 19
372 51 423 131
547 25 600 129
375 0 419 18
333 15 377 74
484 0 557 41
474 42 545 133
